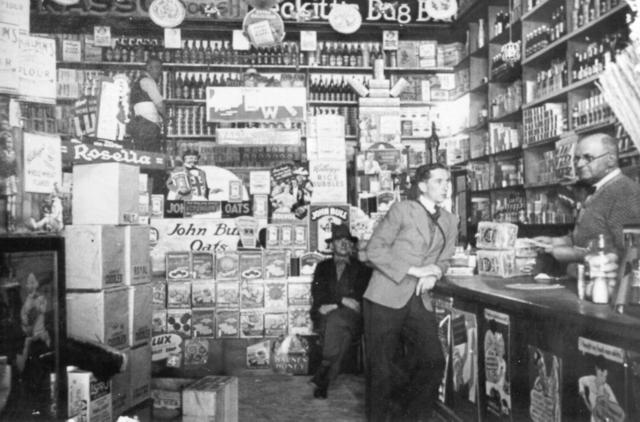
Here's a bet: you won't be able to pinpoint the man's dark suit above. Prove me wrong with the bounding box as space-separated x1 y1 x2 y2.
310 258 372 388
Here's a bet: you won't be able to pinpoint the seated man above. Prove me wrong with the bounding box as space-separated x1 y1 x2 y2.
309 224 372 399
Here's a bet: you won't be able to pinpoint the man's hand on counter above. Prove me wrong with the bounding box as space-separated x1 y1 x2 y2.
585 251 619 279
416 275 438 296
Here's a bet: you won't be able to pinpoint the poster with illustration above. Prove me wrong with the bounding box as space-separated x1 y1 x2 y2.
270 162 312 219
432 295 453 404
528 346 561 422
451 308 478 414
309 205 350 254
484 308 511 421
576 337 626 422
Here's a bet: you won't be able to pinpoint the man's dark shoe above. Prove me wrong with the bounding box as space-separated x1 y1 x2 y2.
314 386 328 399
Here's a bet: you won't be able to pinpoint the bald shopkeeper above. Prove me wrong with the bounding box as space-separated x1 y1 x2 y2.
535 133 640 275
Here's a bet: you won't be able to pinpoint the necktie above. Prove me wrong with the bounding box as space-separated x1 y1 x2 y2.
431 206 441 221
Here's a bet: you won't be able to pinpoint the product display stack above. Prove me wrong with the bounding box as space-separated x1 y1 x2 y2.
64 162 152 420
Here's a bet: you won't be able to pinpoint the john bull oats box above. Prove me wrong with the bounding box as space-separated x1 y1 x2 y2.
129 283 152 347
66 287 129 350
65 225 126 290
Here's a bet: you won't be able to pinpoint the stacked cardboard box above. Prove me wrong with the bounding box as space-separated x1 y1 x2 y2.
65 163 152 420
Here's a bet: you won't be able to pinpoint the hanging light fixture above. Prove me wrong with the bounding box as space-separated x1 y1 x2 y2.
500 0 521 66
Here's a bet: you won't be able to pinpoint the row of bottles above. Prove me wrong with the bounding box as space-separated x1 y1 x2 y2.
524 24 563 57
533 59 568 99
308 76 358 102
550 5 568 41
165 72 244 100
571 32 625 83
314 42 383 68
492 10 512 39
571 89 613 129
572 0 621 31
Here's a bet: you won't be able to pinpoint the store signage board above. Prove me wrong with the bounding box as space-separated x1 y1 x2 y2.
206 87 306 123
62 39 82 62
306 115 346 161
0 23 18 95
221 200 252 218
60 141 167 170
93 25 111 47
309 205 349 254
1 0 29 33
216 128 301 146
183 201 222 218
31 0 455 24
382 30 399 50
23 132 62 194
17 35 56 104
149 218 240 274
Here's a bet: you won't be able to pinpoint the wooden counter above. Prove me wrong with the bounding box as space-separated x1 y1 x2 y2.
436 275 640 348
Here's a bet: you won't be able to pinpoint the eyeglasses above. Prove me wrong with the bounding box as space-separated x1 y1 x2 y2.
572 152 610 166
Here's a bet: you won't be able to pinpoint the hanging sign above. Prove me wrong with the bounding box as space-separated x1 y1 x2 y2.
93 25 111 47
328 4 362 34
17 35 57 104
149 0 186 28
242 8 285 48
164 28 182 48
60 141 168 170
382 30 399 50
232 29 251 50
23 132 62 194
300 31 317 51
0 23 18 95
0 0 29 33
206 87 306 123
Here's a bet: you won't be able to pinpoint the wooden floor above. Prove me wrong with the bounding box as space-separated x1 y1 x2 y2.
238 373 366 422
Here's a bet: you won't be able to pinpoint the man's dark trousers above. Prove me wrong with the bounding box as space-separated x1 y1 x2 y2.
313 306 361 388
364 295 445 422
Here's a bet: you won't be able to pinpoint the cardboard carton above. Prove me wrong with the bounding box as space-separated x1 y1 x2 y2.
182 376 238 422
110 348 131 419
72 163 139 225
130 344 152 406
67 287 129 349
65 225 125 290
128 283 152 347
67 370 112 422
124 225 151 285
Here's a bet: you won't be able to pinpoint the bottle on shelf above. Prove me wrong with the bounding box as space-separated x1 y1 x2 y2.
477 19 486 49
587 234 611 304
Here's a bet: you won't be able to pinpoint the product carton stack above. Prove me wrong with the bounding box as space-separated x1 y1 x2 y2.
475 222 534 278
65 162 153 420
182 376 238 422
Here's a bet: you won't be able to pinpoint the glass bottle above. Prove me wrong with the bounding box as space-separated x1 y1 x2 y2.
588 234 610 304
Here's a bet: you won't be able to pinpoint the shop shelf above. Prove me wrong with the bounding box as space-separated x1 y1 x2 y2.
385 66 455 73
573 118 617 135
166 134 215 139
490 62 522 83
401 100 449 107
166 98 206 104
308 100 358 106
523 74 599 109
522 3 628 66
489 20 522 45
490 108 522 122
523 135 561 149
521 0 554 21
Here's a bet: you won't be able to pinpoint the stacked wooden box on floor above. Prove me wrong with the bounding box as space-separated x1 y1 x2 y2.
182 376 238 422
65 163 153 420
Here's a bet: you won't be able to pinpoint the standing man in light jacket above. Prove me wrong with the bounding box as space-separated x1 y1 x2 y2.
363 162 458 422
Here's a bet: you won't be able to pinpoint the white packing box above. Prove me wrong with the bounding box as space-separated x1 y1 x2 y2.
66 287 129 350
110 348 131 419
65 225 126 290
130 344 152 406
72 162 139 225
128 283 152 347
124 225 151 285
67 370 112 422
182 376 238 422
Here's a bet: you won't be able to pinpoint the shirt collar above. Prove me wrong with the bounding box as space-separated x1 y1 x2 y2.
593 168 621 191
419 196 437 214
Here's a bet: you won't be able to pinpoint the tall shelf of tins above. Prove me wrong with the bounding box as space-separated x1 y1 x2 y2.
47 15 454 198
520 0 633 237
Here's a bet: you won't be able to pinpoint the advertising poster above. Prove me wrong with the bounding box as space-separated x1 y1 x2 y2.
358 103 401 150
432 295 453 404
528 346 561 422
0 23 18 95
309 205 350 254
484 308 511 421
306 115 346 162
0 0 29 33
17 35 56 104
149 218 239 274
309 160 347 204
206 87 306 123
23 132 61 194
270 162 311 219
451 308 478 412
575 337 627 422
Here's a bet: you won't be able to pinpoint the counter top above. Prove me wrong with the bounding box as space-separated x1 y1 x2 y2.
435 275 640 346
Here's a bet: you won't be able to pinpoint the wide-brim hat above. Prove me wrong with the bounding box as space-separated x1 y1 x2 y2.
325 224 358 243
